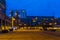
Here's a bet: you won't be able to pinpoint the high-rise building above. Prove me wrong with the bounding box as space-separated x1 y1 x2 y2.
0 0 6 14
20 9 27 18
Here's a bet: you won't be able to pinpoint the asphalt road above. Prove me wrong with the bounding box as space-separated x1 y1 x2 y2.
0 31 60 40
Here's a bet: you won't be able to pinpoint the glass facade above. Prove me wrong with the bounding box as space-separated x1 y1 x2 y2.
0 0 6 14
0 0 6 28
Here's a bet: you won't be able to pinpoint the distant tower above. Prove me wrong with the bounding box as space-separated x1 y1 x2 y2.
15 10 20 27
0 0 6 14
10 10 14 17
20 9 27 18
15 10 20 19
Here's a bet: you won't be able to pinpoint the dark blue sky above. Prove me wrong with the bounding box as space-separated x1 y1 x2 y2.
6 0 60 18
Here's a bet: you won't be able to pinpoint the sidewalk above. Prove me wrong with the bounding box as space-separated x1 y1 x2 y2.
13 29 41 32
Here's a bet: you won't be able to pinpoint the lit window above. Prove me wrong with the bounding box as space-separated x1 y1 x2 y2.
33 19 36 22
49 23 52 25
12 17 15 20
54 22 57 25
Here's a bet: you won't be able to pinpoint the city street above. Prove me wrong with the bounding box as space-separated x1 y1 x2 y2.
0 0 60 40
0 30 60 40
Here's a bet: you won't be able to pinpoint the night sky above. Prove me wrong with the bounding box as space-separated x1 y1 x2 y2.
6 0 60 18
